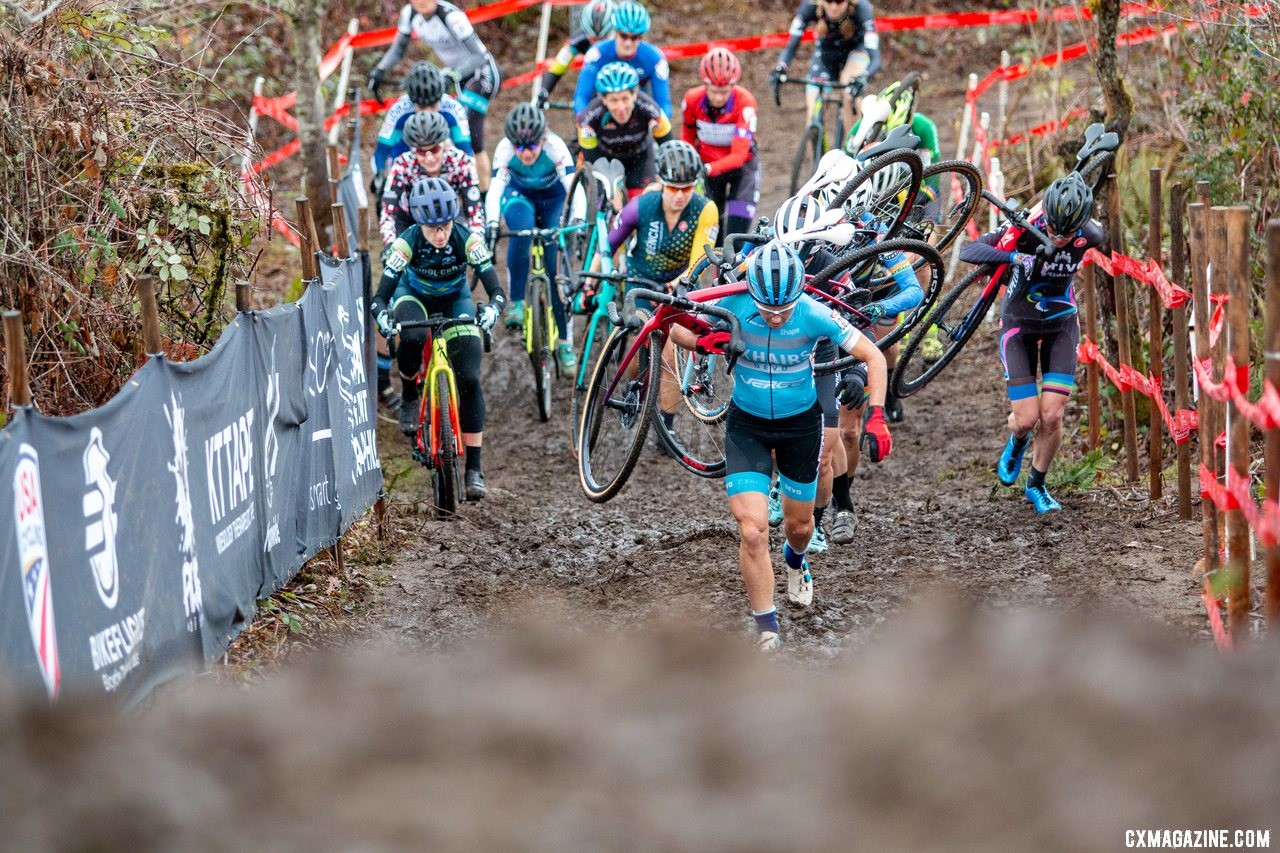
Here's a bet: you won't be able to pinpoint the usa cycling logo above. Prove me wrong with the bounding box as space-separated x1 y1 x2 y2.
13 443 61 699
83 428 120 609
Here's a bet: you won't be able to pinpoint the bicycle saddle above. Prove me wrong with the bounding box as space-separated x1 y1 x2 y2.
858 124 921 159
1076 122 1120 162
797 148 858 198
592 157 627 195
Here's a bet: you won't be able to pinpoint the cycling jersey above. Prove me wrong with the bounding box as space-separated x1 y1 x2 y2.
377 222 501 303
538 32 593 98
959 216 1105 326
680 86 758 177
373 95 473 173
717 291 859 419
380 147 484 245
577 91 671 160
608 191 719 284
379 1 496 83
779 0 880 76
573 39 672 118
485 131 576 205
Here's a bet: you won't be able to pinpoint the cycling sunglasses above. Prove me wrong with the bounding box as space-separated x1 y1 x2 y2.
754 300 797 319
514 141 542 153
415 144 445 156
662 182 697 195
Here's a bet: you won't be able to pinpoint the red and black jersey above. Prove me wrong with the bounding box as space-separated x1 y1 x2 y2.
680 86 758 178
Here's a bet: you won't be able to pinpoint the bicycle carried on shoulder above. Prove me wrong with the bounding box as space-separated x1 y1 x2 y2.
390 315 492 519
890 122 1120 398
576 280 746 503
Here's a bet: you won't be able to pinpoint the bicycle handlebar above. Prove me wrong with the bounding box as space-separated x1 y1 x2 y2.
772 73 864 107
979 189 1056 259
723 231 773 263
390 314 493 353
614 287 746 366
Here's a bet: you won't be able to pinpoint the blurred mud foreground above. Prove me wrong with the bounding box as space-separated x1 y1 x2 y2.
2 597 1277 851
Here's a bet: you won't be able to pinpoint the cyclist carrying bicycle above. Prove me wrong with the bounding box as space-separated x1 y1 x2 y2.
711 241 890 651
380 111 485 247
372 176 507 500
367 0 502 189
372 61 474 185
485 103 579 373
681 47 761 244
769 0 879 135
535 0 615 110
958 172 1102 513
573 0 672 120
577 62 673 198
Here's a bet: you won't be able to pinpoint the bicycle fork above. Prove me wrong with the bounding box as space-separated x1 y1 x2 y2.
424 336 464 461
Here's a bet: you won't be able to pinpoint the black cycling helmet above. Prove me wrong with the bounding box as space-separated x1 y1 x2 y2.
403 111 450 149
1042 172 1094 235
405 61 446 107
656 140 703 185
504 102 547 147
407 176 460 226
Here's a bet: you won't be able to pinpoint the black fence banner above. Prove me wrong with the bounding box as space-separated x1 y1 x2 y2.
0 253 382 706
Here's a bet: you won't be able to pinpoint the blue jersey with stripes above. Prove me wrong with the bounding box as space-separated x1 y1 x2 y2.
719 292 859 419
573 39 672 118
373 95 473 172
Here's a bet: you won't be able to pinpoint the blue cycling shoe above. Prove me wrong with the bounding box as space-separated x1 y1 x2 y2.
767 475 783 528
1024 482 1062 513
997 434 1028 486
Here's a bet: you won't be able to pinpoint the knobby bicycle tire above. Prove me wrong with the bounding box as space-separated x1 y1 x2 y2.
653 339 731 479
569 305 613 459
433 371 460 519
529 276 553 422
809 237 945 354
822 148 925 283
891 263 1006 399
790 124 822 196
578 328 658 502
1076 149 1116 197
898 159 983 256
560 164 598 293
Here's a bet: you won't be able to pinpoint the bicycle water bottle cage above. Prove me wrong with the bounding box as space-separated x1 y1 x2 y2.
1077 123 1120 164
858 125 921 159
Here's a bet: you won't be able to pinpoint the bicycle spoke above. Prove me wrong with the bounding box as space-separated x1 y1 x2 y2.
654 342 732 478
578 329 657 502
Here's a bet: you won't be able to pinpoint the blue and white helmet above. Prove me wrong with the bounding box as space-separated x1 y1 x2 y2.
596 61 640 94
612 0 650 35
581 0 616 39
746 240 806 307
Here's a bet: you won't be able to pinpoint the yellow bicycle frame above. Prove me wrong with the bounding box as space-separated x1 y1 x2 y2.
418 328 464 459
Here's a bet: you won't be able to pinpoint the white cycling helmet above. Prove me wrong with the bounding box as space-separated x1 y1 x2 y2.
773 194 825 262
843 159 911 217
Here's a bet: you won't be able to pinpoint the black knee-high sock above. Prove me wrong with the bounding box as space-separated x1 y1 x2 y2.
832 473 854 512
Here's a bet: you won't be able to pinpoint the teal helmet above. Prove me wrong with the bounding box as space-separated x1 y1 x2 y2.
612 0 650 35
596 61 640 94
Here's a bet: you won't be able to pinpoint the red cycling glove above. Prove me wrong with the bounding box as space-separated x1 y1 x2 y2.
861 405 893 463
695 330 732 355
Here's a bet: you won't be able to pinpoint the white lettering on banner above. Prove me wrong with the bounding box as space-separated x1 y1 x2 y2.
262 341 283 554
82 427 120 610
310 478 333 511
205 409 255 527
88 606 145 669
164 392 204 633
308 330 334 397
335 293 381 483
13 444 60 699
214 502 256 554
1125 829 1272 848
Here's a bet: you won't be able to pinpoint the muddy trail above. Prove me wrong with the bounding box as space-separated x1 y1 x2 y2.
362 70 1204 657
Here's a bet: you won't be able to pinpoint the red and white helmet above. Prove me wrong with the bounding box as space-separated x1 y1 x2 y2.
699 47 741 87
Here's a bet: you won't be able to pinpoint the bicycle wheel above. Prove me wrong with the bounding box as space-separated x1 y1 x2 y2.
809 237 945 351
1077 149 1116 196
560 165 597 291
569 307 613 459
432 371 460 519
899 159 983 256
891 264 1006 399
830 148 923 241
578 327 658 502
528 276 553 422
790 124 822 196
653 339 732 478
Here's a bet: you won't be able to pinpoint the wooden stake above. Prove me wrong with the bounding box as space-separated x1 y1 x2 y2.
137 273 163 357
1209 208 1230 552
296 197 320 282
1081 263 1101 451
1108 173 1140 482
3 311 31 408
1148 168 1164 500
1224 205 1252 639
332 203 350 259
1265 220 1280 623
1170 184 1193 519
327 145 342 189
1188 202 1219 576
235 281 251 313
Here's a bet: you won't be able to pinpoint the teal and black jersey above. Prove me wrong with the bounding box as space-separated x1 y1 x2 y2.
376 222 497 302
718 292 859 419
